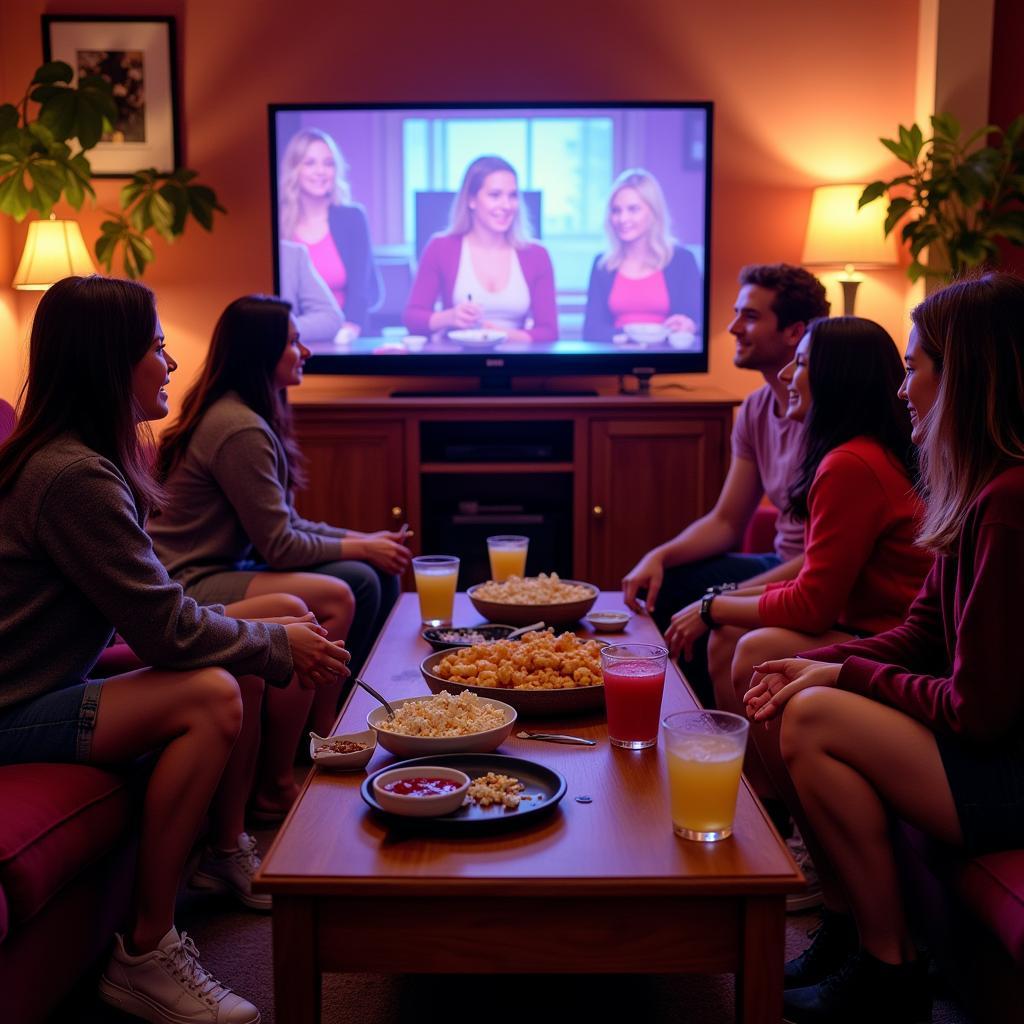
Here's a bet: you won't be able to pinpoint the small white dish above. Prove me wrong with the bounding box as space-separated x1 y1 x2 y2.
403 334 428 351
371 765 470 817
309 728 377 771
623 322 668 344
585 610 633 633
448 328 508 345
667 330 697 350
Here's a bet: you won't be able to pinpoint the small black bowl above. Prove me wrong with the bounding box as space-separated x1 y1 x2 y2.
421 624 517 651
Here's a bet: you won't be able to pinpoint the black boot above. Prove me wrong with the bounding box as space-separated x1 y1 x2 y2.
784 908 858 989
783 948 932 1024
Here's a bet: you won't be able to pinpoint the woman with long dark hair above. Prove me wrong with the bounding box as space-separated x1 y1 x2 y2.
743 274 1024 1022
0 276 349 1022
150 295 409 811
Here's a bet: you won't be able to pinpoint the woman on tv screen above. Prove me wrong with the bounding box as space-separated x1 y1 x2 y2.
403 154 559 343
583 168 702 343
279 127 381 336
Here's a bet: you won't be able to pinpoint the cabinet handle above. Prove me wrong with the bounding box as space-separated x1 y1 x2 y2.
391 506 404 520
592 504 605 519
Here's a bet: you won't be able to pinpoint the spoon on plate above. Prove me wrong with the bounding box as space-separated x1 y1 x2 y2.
506 621 545 640
516 731 596 746
352 677 396 720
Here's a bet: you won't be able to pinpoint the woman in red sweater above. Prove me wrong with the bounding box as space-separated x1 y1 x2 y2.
745 273 1024 1022
665 317 932 728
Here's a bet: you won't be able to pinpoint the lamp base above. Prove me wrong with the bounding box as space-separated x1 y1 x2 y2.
838 277 861 316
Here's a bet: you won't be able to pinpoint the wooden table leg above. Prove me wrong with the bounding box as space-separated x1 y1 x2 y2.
272 896 320 1024
736 896 785 1024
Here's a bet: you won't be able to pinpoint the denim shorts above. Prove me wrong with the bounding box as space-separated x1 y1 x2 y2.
0 680 103 766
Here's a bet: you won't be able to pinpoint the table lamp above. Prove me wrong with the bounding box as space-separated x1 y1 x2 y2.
802 184 896 315
12 216 97 290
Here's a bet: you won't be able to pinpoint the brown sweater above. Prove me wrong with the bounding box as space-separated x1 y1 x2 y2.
149 393 344 591
0 436 293 711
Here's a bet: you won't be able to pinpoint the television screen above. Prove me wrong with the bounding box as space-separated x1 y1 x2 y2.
270 102 712 379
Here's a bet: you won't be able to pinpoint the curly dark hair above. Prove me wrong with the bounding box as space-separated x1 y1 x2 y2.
739 263 830 328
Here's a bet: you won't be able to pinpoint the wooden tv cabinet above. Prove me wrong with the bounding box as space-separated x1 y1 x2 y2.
291 389 739 589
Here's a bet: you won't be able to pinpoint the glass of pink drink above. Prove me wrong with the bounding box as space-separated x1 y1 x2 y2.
600 643 669 749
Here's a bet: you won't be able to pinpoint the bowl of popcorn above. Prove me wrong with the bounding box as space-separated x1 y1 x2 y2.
467 573 598 627
420 628 607 716
366 691 517 757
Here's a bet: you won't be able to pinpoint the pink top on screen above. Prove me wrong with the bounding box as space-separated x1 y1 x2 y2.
608 270 670 328
301 234 347 314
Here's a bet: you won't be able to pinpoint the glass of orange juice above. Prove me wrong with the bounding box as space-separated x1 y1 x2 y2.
662 710 749 841
412 555 459 627
486 535 529 582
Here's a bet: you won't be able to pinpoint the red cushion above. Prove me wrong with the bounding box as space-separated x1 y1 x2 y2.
958 851 1024 965
741 504 778 554
89 642 146 678
0 763 134 927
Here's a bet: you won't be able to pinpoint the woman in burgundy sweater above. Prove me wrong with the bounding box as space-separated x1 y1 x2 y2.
665 317 932 735
744 273 1024 1023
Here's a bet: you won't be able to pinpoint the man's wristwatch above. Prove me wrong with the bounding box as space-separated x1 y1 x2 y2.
708 582 738 596
699 591 719 629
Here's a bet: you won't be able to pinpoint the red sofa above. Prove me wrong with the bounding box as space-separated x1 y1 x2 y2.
743 502 1023 1015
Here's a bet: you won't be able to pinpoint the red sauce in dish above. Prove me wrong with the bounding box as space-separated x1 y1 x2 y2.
381 776 461 797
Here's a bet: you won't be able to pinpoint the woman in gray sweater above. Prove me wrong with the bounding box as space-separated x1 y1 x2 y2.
0 276 349 1024
150 296 410 809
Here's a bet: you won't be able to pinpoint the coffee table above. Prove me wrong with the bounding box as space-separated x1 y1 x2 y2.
255 592 803 1023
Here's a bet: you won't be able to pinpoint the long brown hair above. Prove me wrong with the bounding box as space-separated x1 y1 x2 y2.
0 275 162 515
912 272 1024 554
156 295 307 490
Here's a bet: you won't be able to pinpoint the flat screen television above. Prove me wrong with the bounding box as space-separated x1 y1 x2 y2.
269 102 712 386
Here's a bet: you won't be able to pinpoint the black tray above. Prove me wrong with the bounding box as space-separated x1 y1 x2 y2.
360 753 566 830
421 624 517 651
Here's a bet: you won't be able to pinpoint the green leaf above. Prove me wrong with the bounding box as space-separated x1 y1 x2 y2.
94 231 118 272
0 104 18 139
881 136 912 163
31 61 73 86
26 160 64 209
909 123 924 161
0 169 32 220
884 197 914 236
36 90 78 144
158 180 190 234
931 112 961 141
907 261 926 283
859 180 888 207
988 210 1024 244
186 184 225 231
125 233 155 279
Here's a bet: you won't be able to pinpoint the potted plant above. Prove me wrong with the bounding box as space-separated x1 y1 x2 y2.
0 60 223 278
859 113 1024 282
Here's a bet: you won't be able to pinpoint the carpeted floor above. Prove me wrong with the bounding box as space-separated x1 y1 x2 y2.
54 820 975 1023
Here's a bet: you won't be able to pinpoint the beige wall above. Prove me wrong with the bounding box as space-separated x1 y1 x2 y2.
1 0 925 412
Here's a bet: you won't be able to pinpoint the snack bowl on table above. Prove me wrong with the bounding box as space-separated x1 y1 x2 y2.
623 322 668 345
309 728 377 771
421 623 518 651
371 764 470 817
585 609 632 633
466 579 598 627
366 694 517 758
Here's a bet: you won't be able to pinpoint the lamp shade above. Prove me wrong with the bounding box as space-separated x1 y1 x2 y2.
12 219 97 290
802 184 897 268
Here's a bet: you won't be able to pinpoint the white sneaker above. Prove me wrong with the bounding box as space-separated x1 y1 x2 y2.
99 928 260 1023
190 832 271 912
786 829 825 913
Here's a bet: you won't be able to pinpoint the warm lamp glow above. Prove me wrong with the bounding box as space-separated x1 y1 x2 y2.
802 184 897 314
12 218 97 290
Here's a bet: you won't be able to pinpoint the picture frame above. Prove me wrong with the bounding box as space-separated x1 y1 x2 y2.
42 15 180 177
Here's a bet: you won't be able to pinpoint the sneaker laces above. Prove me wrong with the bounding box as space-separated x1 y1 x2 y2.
165 932 232 1006
815 948 867 1001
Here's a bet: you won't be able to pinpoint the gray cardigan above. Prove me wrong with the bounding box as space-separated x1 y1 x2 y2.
0 435 292 711
149 393 345 592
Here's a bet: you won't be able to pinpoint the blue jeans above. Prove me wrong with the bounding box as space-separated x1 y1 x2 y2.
0 680 102 765
650 552 781 707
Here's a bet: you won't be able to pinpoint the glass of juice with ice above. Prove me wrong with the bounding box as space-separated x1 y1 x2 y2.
486 535 529 582
662 710 749 841
412 555 459 627
600 643 668 749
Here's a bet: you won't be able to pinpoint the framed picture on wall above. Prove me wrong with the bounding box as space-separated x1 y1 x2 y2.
42 15 180 177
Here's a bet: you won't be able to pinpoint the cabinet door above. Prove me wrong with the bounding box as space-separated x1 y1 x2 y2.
587 417 726 588
293 416 406 533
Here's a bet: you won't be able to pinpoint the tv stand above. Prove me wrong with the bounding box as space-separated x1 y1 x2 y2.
291 389 738 588
391 374 598 398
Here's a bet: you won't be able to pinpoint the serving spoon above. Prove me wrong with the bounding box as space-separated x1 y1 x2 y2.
516 731 597 746
506 621 545 640
352 677 396 720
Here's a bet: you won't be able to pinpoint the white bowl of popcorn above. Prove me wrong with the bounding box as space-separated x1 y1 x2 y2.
366 692 516 758
467 574 598 626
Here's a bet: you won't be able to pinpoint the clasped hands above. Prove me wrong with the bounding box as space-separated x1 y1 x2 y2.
274 613 352 690
742 658 842 723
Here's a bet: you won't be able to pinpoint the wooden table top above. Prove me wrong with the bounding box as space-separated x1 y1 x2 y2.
256 593 801 899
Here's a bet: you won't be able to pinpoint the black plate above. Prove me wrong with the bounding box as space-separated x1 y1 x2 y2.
360 753 566 829
421 624 517 651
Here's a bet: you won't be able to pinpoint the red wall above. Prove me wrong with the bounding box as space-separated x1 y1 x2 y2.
1 0 922 409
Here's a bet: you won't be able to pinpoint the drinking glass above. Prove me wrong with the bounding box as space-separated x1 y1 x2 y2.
600 643 668 749
662 710 750 841
486 535 529 581
412 555 459 627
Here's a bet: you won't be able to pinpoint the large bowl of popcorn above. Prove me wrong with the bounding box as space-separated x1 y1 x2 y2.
467 574 598 627
419 629 606 716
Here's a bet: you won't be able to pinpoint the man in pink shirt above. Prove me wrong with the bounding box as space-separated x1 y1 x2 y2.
623 263 829 704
